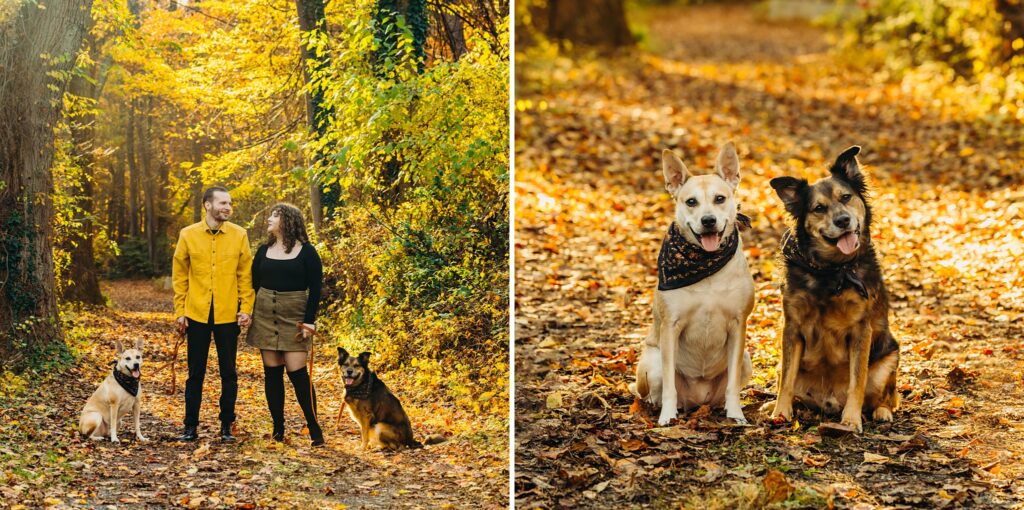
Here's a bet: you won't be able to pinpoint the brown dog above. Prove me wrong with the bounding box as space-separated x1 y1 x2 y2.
768 146 899 433
337 348 421 450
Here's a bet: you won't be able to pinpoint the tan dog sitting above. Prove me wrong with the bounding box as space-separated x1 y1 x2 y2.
80 340 147 442
630 142 755 426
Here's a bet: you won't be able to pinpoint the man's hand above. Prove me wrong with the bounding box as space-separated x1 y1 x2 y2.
301 323 316 339
176 316 188 334
237 312 252 327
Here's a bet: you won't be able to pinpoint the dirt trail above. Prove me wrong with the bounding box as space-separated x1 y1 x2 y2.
0 280 508 509
515 4 1024 508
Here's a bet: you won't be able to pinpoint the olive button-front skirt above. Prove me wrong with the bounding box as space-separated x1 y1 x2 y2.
247 288 310 352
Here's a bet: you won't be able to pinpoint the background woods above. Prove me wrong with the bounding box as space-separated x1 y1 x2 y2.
0 0 508 506
2 0 509 406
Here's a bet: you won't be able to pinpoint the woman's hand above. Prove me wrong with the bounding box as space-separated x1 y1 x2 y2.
301 323 316 339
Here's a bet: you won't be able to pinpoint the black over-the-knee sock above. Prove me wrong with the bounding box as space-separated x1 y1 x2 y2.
264 365 285 440
287 367 323 441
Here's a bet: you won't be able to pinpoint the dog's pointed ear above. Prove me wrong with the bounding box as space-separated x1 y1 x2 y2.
715 142 740 188
134 338 144 351
357 351 371 367
337 347 349 362
115 340 124 354
770 176 809 216
829 145 865 191
662 149 690 196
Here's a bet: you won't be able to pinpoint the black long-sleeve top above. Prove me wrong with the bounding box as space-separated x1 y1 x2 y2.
251 242 323 324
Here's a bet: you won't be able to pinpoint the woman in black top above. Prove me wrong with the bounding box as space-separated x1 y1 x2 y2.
248 203 324 445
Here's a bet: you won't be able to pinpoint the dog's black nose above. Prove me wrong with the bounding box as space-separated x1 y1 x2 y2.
701 215 717 228
833 214 850 229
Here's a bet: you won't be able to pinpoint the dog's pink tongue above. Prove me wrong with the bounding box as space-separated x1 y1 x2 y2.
131 369 140 378
837 232 859 255
700 233 722 252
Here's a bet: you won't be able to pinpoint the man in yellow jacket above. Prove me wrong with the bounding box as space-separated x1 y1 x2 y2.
172 186 255 442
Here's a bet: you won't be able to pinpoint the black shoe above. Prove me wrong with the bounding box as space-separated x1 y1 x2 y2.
272 423 285 442
310 434 325 447
309 423 324 447
220 422 236 443
178 425 198 442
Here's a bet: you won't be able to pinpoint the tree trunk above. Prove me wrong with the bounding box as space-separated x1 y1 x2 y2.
374 0 428 205
440 10 468 60
546 0 633 48
139 98 156 271
0 0 95 368
127 101 141 237
62 31 105 305
190 138 203 223
294 0 338 224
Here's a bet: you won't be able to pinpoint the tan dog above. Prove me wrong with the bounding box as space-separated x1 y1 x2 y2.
80 340 147 442
630 142 755 426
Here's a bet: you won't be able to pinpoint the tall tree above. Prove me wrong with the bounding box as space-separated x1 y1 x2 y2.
295 0 337 225
0 0 95 367
373 0 428 205
545 0 632 48
62 31 108 305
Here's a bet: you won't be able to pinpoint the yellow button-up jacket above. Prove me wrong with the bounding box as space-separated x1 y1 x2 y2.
172 221 255 324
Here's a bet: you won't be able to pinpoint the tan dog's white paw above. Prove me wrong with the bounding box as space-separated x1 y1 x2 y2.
873 407 893 422
840 412 863 433
136 434 148 442
728 413 749 425
657 407 677 426
768 402 792 423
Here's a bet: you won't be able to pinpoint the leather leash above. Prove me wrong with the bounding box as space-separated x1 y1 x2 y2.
295 322 322 422
148 327 186 395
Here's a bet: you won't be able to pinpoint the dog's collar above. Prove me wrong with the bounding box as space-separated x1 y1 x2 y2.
344 372 375 400
781 230 869 299
112 365 140 397
657 221 741 291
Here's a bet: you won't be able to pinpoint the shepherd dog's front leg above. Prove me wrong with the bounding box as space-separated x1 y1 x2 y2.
841 325 873 433
771 320 803 422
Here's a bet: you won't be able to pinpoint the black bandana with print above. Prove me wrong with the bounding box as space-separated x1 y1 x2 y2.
657 220 743 291
781 230 869 299
344 372 377 400
113 365 140 397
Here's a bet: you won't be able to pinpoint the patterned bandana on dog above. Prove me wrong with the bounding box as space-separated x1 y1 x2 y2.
657 214 750 291
113 366 140 397
781 230 869 299
344 373 377 400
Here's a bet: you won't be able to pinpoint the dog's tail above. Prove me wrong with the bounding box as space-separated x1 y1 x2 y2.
415 433 446 448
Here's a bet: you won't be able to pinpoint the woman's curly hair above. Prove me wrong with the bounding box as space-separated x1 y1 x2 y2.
265 202 309 253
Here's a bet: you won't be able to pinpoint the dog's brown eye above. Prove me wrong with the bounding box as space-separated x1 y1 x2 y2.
714 195 726 204
685 198 698 207
813 204 827 213
840 194 852 203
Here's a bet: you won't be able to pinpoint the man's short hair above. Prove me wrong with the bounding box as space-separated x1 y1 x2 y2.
202 186 229 205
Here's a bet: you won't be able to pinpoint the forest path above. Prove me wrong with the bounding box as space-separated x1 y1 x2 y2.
1 280 508 509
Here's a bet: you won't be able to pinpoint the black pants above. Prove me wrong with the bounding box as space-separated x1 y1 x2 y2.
183 308 239 427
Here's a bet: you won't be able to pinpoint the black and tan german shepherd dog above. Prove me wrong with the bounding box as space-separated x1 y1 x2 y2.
767 146 899 433
337 347 422 450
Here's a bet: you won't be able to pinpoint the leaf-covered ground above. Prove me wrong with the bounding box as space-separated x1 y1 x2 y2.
0 280 508 509
515 4 1024 508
